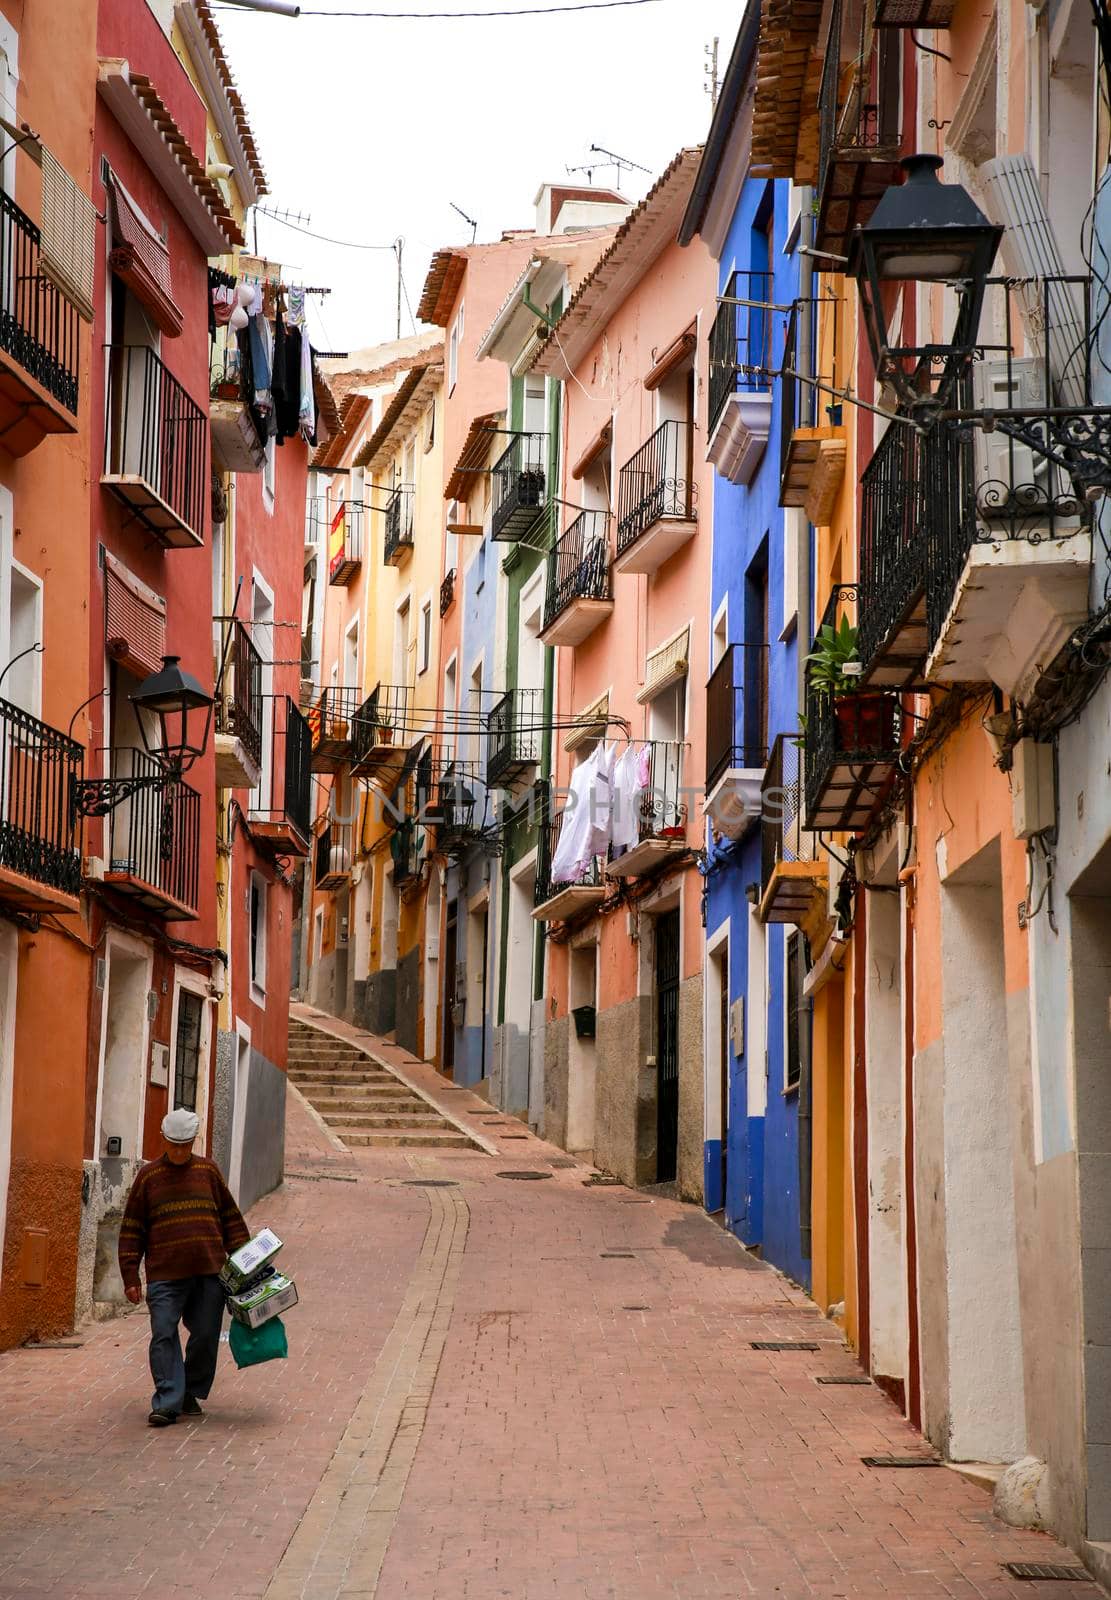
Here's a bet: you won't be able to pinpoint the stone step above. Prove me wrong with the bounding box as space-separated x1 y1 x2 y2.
330 1128 473 1148
315 1101 431 1118
319 1111 447 1129
289 1071 399 1089
290 1080 422 1100
287 1048 370 1064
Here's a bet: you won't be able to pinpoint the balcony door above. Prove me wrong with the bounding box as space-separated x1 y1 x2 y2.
251 576 274 816
655 908 681 1184
654 358 695 517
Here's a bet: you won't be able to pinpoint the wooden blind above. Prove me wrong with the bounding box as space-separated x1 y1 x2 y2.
637 626 690 704
104 552 166 679
40 148 96 323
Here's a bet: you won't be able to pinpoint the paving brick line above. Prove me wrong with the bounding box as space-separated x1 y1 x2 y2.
264 1182 469 1600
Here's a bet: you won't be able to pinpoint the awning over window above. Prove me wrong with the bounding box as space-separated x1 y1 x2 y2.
637 626 689 703
570 420 612 481
644 327 696 392
107 174 183 338
563 691 610 752
104 551 167 679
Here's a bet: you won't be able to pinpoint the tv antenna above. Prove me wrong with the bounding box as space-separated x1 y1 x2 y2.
567 143 650 188
450 202 478 243
705 37 720 108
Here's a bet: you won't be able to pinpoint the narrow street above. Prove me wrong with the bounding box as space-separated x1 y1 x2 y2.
0 1018 1097 1600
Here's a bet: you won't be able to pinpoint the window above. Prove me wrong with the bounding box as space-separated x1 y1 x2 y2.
419 600 432 675
449 303 464 393
394 598 411 685
423 401 436 452
173 990 204 1112
785 932 810 1091
250 873 267 997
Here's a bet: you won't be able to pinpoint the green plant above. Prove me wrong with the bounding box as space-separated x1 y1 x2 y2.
806 614 860 698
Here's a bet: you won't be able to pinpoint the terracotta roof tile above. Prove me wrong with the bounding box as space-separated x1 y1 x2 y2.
191 0 268 197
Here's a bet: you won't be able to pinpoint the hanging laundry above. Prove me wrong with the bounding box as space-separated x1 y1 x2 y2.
550 745 604 886
274 318 302 440
587 741 616 859
611 744 650 855
288 286 316 441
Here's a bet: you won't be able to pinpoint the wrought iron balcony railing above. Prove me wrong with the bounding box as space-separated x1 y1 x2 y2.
214 617 263 771
636 739 688 843
384 485 414 564
533 804 606 907
0 188 80 418
390 816 422 885
308 686 364 769
491 432 548 542
351 684 413 767
0 698 82 900
314 817 354 888
760 733 818 905
778 296 845 508
103 345 207 548
102 749 200 917
705 643 770 792
439 569 455 616
803 586 902 832
486 687 543 789
815 0 902 255
543 510 612 633
245 696 313 855
708 270 774 435
616 419 695 558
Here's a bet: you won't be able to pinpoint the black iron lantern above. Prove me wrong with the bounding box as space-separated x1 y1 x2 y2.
131 655 213 775
848 154 1002 415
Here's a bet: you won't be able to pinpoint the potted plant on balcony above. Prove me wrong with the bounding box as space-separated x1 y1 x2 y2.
806 615 896 752
517 466 545 508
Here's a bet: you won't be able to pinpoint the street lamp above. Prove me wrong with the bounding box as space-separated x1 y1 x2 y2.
130 655 213 777
848 154 1002 417
71 656 214 840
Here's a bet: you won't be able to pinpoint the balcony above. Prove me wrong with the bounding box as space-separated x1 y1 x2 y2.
314 818 353 891
439 569 455 617
308 686 363 773
384 485 414 566
419 753 483 855
308 498 364 588
541 511 613 647
390 816 423 888
860 278 1095 699
707 270 773 486
0 189 81 457
247 697 312 860
704 644 768 841
486 688 543 792
350 684 413 784
815 0 902 257
491 432 548 543
209 343 265 473
804 586 902 833
615 420 696 576
779 298 846 525
0 699 82 913
102 346 207 549
759 734 828 932
607 740 689 878
214 618 263 791
533 805 606 923
101 750 200 920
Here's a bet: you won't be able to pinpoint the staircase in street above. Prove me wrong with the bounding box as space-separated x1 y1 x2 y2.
288 1018 476 1149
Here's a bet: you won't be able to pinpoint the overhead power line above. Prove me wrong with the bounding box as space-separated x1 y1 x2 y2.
256 211 401 251
215 0 661 16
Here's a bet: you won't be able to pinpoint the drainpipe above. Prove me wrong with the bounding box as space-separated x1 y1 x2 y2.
796 191 815 1266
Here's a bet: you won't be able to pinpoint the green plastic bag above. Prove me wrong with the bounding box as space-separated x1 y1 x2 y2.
228 1314 288 1369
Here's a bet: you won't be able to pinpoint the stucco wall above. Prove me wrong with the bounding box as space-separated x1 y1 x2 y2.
594 993 653 1187
236 1049 287 1213
543 1012 569 1151
395 947 421 1056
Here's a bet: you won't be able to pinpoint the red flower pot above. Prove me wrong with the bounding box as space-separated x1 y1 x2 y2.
833 693 896 753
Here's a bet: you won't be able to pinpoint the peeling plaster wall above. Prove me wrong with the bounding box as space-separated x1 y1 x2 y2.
594 993 653 1187
677 972 704 1203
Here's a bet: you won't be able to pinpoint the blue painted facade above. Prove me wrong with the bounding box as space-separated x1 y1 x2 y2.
703 179 810 1290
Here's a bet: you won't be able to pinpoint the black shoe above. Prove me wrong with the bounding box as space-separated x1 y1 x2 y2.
181 1394 203 1417
147 1409 176 1427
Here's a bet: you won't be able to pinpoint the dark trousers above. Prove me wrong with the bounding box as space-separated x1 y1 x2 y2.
146 1275 225 1414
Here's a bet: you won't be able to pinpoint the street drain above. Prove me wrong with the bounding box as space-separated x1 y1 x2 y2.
623 1305 650 1312
583 1174 622 1186
500 1134 529 1140
816 1375 871 1385
548 1157 577 1168
497 1170 551 1180
601 1252 636 1259
751 1341 820 1352
861 1454 941 1468
403 1179 460 1187
1003 1564 1093 1583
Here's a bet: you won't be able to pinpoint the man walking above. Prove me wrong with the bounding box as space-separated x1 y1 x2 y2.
118 1109 251 1427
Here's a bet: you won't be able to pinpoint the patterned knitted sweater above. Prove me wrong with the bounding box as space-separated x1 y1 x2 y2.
118 1155 250 1290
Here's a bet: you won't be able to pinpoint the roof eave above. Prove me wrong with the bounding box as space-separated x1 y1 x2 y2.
678 6 760 247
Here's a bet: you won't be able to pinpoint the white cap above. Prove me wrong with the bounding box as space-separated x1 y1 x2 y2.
161 1108 200 1144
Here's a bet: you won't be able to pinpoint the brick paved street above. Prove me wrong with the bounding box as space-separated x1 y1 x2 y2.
0 1056 1101 1600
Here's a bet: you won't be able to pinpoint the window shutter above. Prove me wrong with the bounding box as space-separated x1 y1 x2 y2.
104 552 167 679
637 626 690 704
39 148 96 323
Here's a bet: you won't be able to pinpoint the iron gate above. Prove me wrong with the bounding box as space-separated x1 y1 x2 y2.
655 909 681 1183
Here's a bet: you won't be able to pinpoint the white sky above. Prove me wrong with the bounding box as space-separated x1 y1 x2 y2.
215 0 731 353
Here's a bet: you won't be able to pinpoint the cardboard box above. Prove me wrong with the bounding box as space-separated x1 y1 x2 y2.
220 1228 283 1293
228 1272 298 1329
